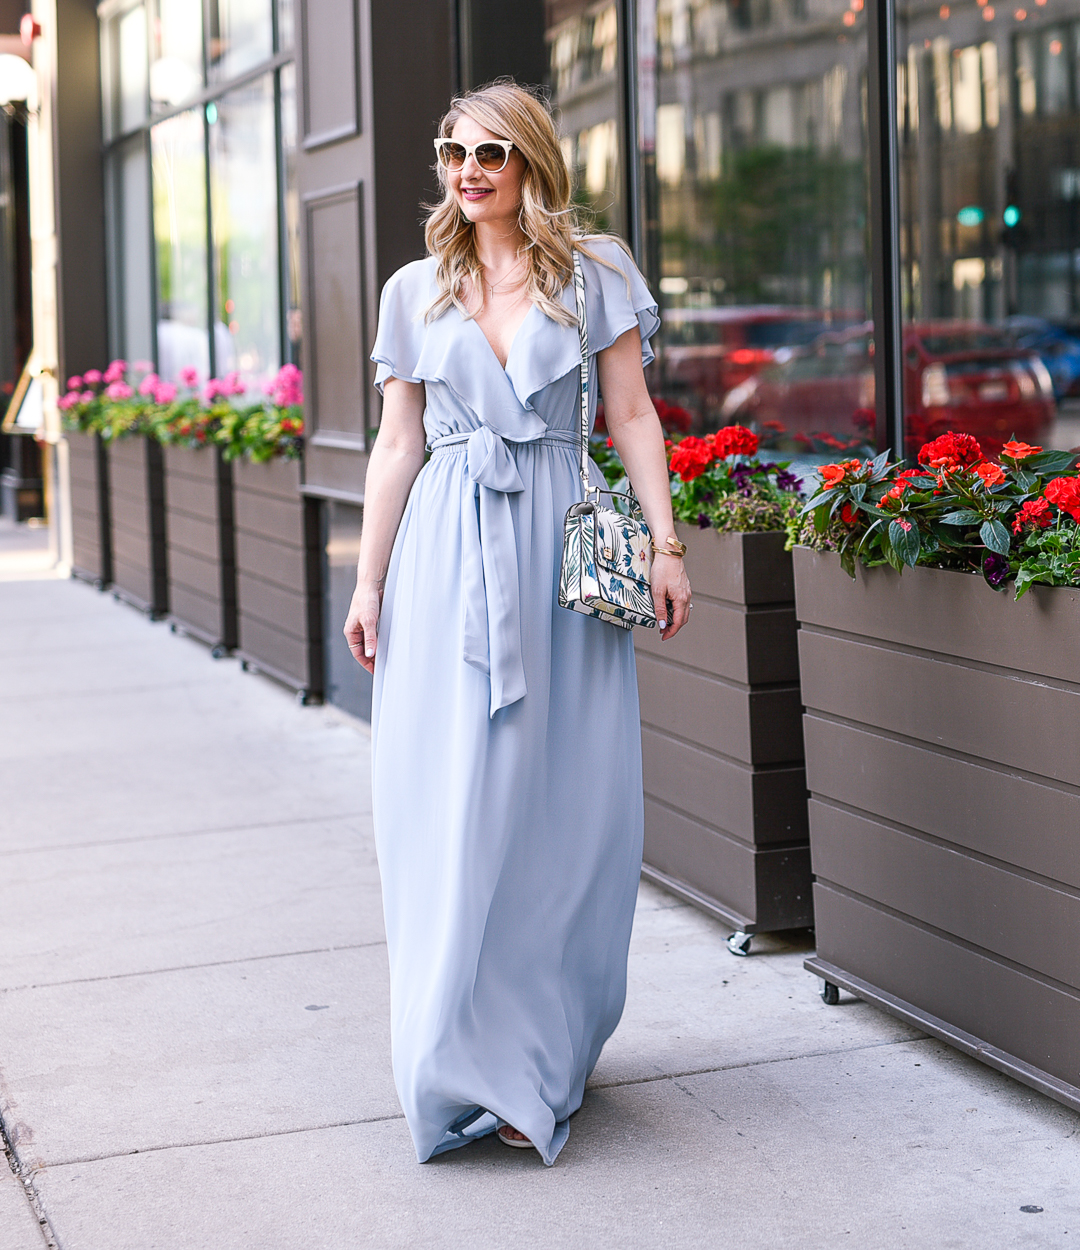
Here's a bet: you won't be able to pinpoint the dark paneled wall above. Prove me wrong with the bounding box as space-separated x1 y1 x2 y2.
458 0 546 91
53 0 107 379
369 0 453 291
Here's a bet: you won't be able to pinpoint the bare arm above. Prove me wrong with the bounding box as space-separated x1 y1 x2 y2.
597 328 691 641
343 377 427 672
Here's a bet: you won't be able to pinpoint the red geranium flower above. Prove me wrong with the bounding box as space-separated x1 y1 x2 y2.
1001 440 1042 461
1044 476 1080 521
669 436 715 482
840 502 859 524
1012 497 1053 535
918 432 984 471
712 424 759 458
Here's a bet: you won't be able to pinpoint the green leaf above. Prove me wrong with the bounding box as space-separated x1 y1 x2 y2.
889 519 921 567
849 482 867 503
980 518 1011 555
940 509 981 525
1014 468 1036 492
1028 449 1079 476
867 450 890 480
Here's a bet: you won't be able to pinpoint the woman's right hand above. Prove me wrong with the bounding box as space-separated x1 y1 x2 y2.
344 580 383 674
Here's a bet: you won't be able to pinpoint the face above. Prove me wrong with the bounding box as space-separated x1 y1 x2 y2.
446 116 527 229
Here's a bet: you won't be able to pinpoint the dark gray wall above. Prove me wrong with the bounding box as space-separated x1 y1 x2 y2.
53 0 108 379
459 0 546 91
0 0 22 32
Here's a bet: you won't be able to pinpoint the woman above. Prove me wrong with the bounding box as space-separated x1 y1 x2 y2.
344 81 691 1166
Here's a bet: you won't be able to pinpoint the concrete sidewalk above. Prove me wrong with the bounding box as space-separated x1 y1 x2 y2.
1 519 1078 1249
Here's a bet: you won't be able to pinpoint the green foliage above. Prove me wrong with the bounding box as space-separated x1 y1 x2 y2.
1011 521 1080 599
798 434 1080 598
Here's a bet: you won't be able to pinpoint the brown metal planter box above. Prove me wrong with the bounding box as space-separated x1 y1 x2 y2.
162 445 237 654
637 524 811 949
65 430 111 588
106 435 167 617
233 457 323 704
794 546 1080 1114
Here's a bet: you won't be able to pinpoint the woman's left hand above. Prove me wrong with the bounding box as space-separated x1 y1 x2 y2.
651 553 692 641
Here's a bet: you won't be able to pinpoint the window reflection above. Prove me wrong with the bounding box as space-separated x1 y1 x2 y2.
546 1 627 238
281 63 302 365
642 0 875 465
149 0 204 111
898 1 1080 457
210 74 280 388
152 110 211 379
208 0 273 83
106 136 155 362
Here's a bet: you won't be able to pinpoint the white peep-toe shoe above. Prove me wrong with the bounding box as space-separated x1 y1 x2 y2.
497 1125 535 1149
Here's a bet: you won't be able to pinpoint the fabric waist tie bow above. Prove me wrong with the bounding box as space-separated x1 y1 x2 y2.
430 426 578 718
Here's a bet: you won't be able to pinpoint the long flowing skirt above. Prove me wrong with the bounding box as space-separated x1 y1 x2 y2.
370 439 644 1166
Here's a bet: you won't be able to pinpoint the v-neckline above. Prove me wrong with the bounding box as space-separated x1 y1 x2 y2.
468 301 536 374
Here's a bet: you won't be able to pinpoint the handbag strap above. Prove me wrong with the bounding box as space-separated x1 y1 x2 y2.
572 250 592 498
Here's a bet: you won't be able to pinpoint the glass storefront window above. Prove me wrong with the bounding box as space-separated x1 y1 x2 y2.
152 109 210 379
280 62 302 366
149 0 204 112
638 0 876 466
106 136 155 362
898 2 1080 458
209 74 280 387
208 0 273 83
101 1 149 141
546 1 627 238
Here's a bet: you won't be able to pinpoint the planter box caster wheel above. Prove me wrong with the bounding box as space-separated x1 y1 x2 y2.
727 931 752 957
821 980 840 1006
240 659 251 672
169 622 179 634
210 645 227 660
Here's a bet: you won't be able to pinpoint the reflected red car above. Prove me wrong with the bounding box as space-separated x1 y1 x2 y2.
724 322 875 452
660 306 863 406
727 320 1056 457
903 322 1056 456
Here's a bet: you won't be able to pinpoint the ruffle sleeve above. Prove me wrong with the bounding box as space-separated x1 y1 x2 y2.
370 259 436 394
576 237 661 368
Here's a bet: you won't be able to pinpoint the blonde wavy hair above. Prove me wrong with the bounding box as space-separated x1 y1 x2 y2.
424 80 627 326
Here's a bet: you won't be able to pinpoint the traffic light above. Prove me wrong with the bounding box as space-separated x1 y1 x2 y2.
1001 171 1024 247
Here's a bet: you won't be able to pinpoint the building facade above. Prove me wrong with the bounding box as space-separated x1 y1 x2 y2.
15 0 1080 716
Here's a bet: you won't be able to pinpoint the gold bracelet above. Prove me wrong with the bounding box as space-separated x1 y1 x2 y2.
651 536 687 558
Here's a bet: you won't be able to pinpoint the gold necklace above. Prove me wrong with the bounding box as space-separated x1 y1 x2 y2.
484 259 526 297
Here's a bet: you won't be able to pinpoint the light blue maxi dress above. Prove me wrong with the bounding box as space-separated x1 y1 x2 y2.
369 238 660 1166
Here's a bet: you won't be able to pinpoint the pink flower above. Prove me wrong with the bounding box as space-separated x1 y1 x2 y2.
103 359 128 384
204 379 222 401
132 359 154 374
138 372 160 396
221 370 245 396
105 380 133 400
270 362 303 407
81 390 94 403
179 366 200 388
67 375 83 390
83 369 102 384
154 381 178 404
58 393 76 409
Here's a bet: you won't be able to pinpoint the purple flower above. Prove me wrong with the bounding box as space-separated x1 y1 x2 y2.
696 513 712 529
982 552 1009 590
775 469 802 492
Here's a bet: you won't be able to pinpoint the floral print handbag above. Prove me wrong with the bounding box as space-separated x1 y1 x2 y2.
558 252 657 630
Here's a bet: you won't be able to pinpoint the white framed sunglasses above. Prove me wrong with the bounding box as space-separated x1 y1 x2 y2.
434 137 515 173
